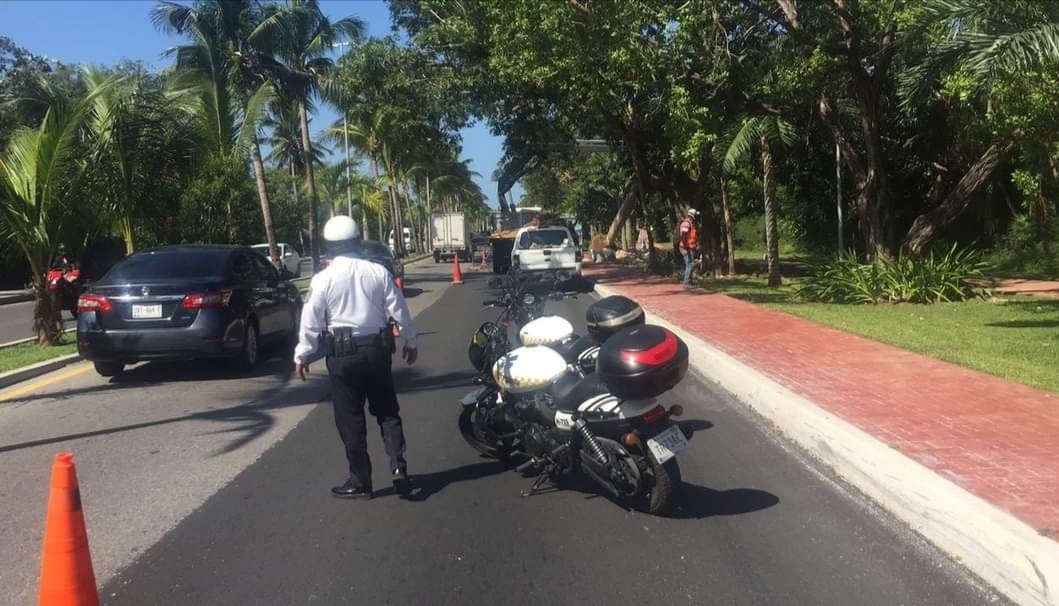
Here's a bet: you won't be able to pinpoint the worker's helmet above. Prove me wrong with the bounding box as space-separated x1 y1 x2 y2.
323 215 361 255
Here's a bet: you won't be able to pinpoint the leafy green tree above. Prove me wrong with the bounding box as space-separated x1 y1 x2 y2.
250 0 364 271
0 75 117 343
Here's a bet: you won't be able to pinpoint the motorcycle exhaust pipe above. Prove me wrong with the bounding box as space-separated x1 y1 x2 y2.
578 453 622 500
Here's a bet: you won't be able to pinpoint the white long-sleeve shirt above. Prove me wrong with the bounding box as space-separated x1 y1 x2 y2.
293 254 417 364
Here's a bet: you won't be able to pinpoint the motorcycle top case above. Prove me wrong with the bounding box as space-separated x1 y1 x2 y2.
596 324 688 400
585 295 645 342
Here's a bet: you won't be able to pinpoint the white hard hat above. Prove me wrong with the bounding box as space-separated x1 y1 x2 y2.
323 215 360 242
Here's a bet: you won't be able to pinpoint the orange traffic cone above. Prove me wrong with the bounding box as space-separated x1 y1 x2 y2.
452 254 464 285
39 453 98 606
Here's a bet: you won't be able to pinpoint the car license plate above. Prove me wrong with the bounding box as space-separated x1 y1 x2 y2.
647 424 688 464
132 304 162 319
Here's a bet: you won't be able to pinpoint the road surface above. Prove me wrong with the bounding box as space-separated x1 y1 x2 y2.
0 260 1004 605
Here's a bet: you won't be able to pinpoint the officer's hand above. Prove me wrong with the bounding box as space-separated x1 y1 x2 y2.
295 362 310 381
402 346 418 366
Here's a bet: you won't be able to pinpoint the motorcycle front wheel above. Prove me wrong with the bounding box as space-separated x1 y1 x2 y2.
457 406 516 462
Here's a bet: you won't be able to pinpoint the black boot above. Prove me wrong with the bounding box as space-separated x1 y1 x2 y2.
332 478 372 500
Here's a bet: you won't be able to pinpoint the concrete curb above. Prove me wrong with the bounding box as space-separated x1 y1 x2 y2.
0 353 83 392
0 292 32 306
595 281 1059 606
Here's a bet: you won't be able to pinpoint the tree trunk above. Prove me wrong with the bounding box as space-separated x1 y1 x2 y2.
250 138 279 265
33 280 62 345
720 175 736 276
298 99 321 273
761 137 781 287
605 188 638 246
121 212 135 256
903 139 1017 256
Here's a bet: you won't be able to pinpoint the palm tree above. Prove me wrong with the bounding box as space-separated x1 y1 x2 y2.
250 0 364 272
719 116 796 287
152 0 279 259
0 76 117 343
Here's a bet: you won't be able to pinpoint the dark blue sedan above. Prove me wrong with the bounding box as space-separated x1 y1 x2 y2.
76 245 302 377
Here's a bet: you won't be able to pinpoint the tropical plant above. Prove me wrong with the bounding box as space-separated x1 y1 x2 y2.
250 0 364 271
719 116 797 287
0 75 116 343
799 246 988 305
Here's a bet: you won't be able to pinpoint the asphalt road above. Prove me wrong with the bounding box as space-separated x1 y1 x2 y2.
0 300 75 343
1 262 1005 605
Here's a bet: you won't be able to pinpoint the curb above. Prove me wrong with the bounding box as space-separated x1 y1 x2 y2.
0 293 32 306
595 281 1059 606
0 353 83 392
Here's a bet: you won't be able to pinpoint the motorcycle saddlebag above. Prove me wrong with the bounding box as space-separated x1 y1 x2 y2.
596 325 688 400
585 295 645 342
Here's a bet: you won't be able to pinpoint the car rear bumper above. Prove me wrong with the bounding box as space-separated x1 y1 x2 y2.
77 312 244 363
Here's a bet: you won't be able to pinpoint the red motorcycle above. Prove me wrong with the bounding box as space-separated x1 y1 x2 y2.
46 264 85 318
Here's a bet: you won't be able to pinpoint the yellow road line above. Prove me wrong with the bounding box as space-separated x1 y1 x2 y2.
0 362 91 403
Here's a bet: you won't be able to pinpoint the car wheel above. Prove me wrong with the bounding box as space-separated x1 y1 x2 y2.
234 321 259 371
94 361 124 378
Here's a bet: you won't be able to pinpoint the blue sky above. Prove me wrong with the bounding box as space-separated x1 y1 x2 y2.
0 0 519 208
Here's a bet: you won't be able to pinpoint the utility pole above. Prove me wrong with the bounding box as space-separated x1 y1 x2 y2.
836 142 844 252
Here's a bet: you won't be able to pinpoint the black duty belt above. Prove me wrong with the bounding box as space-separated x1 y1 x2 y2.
325 327 388 358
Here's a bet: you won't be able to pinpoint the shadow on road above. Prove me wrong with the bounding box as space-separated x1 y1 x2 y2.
0 361 322 456
369 460 510 501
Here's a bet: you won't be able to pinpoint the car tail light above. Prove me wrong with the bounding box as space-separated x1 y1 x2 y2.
642 405 666 425
621 330 677 366
77 294 112 313
181 290 233 310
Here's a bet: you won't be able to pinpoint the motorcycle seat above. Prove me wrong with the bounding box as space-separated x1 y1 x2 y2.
550 373 609 412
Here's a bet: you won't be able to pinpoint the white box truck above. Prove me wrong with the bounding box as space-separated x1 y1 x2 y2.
430 212 473 263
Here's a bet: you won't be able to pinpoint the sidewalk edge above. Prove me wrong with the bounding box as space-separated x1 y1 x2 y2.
595 281 1059 606
0 353 83 392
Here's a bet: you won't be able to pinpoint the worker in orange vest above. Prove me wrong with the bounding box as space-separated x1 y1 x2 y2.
677 208 700 286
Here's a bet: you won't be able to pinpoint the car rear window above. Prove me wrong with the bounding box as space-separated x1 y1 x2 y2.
518 229 570 249
102 250 231 282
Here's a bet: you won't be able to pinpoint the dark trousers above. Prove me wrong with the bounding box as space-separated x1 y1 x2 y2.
326 344 407 489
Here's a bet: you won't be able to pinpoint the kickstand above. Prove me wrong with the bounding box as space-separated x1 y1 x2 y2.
521 468 558 498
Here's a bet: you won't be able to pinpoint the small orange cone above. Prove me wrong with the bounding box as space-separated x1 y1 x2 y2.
39 453 98 606
452 254 464 285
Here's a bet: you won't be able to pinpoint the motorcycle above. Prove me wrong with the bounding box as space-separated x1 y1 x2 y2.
459 278 693 515
46 264 85 318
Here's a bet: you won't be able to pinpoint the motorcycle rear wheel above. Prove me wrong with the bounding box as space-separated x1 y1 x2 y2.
628 455 681 515
457 406 515 462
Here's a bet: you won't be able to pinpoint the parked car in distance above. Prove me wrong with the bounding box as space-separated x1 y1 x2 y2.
251 242 301 277
77 245 303 378
320 240 405 293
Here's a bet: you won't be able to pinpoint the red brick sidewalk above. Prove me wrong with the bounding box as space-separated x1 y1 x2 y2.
586 264 1059 538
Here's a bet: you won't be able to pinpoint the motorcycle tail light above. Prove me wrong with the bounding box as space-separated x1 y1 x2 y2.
77 294 112 313
642 405 666 425
181 290 233 310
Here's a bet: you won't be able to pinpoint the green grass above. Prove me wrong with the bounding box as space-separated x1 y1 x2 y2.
699 275 1059 395
0 340 78 375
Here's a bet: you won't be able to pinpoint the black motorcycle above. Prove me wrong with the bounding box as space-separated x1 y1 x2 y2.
459 286 693 514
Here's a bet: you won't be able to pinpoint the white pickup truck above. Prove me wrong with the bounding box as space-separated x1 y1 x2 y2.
511 225 582 278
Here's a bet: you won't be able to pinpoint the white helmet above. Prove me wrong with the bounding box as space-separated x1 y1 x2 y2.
323 215 361 242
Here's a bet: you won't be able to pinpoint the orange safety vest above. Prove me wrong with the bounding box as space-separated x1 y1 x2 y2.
679 219 698 251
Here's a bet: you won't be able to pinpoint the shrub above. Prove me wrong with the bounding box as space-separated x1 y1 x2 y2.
798 245 988 304
989 215 1059 279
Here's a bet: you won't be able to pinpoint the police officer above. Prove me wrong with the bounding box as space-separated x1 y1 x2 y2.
294 215 418 500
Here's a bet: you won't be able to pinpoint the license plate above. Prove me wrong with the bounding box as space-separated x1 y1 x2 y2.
132 304 163 319
647 424 688 464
